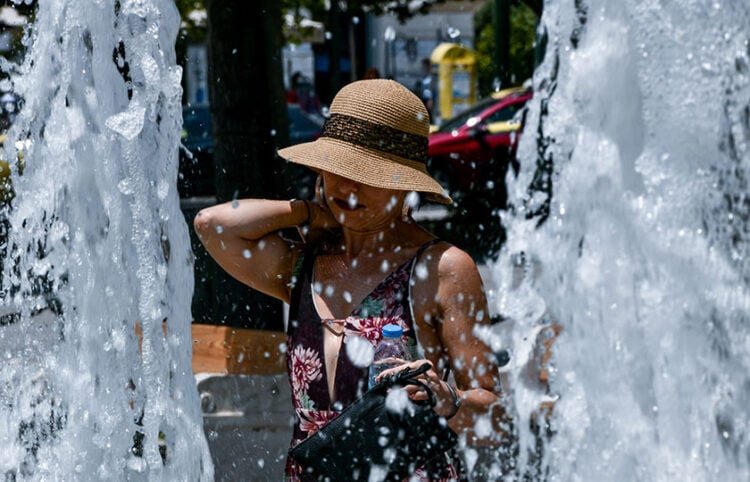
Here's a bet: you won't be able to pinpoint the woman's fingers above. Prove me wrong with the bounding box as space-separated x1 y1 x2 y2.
308 201 336 229
376 358 433 380
373 358 410 382
374 359 456 415
376 358 443 403
300 201 340 244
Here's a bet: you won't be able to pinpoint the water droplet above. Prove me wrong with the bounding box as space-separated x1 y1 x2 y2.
157 179 169 200
345 335 374 367
117 178 133 195
405 191 419 208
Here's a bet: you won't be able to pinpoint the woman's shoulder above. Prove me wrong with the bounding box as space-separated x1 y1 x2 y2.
410 240 486 325
419 237 474 265
414 238 481 283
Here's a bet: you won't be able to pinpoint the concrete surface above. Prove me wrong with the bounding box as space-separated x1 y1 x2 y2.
197 373 294 481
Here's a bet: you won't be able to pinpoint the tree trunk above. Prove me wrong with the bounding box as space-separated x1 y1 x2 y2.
205 0 288 330
494 0 511 87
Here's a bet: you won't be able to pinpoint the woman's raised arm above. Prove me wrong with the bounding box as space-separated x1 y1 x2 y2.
193 199 309 302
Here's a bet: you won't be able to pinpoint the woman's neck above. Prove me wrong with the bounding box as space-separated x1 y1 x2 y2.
338 218 412 260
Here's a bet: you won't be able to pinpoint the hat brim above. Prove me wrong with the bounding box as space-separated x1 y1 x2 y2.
278 137 452 204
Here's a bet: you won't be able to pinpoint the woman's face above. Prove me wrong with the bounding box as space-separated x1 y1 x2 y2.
321 171 406 232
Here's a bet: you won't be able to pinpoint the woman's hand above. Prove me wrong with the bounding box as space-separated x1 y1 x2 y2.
376 359 460 419
299 199 339 244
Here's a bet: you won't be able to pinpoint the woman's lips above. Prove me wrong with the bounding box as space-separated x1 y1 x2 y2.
333 198 364 211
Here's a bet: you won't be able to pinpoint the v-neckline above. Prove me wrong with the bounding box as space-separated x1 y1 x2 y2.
311 252 417 406
311 252 417 323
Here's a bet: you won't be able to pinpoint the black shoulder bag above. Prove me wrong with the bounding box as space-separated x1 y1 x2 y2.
289 363 458 481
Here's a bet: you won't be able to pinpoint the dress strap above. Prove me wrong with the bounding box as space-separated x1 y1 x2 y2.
287 246 317 337
406 238 450 357
413 239 454 382
415 238 445 259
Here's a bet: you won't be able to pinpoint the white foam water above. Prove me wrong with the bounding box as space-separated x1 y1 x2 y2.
0 1 212 479
493 1 750 480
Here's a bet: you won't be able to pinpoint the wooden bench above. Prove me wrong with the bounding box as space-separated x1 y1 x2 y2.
191 324 287 375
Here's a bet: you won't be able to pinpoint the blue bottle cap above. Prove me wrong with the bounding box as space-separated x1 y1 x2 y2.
382 324 403 338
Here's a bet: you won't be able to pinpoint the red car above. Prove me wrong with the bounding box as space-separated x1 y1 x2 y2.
428 87 532 194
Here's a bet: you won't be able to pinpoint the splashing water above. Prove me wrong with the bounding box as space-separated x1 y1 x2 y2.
0 1 212 479
493 1 750 480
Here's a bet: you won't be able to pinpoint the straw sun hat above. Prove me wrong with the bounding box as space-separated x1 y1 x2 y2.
278 79 452 204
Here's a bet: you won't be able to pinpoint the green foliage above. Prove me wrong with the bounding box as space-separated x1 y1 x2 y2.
174 0 208 45
173 1 500 46
474 1 538 96
279 0 456 43
282 0 452 22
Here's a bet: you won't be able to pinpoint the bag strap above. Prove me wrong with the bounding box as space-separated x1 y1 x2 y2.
379 363 437 407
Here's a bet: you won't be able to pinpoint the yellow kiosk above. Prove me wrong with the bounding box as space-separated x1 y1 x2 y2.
430 42 478 122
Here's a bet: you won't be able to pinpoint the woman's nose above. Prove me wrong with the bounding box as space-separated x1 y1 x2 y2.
334 175 360 194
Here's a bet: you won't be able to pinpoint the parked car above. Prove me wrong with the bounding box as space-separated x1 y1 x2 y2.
427 87 532 194
179 104 323 198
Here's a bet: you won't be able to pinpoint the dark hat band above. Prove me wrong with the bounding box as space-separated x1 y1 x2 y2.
320 113 428 164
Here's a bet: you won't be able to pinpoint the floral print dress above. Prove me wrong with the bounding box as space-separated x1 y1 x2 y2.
285 241 461 481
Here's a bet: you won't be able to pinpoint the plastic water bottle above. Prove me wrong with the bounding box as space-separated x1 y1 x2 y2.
368 324 410 389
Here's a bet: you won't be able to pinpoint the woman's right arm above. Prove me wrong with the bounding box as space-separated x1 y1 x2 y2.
193 199 311 303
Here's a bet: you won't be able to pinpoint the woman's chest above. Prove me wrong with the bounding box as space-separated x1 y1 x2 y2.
312 254 414 320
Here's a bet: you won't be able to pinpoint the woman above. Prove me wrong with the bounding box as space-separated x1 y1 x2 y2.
194 79 505 480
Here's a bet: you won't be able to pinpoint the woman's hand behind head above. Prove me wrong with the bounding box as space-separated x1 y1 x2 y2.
299 199 340 245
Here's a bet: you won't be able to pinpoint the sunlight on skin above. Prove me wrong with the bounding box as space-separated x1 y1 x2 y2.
321 172 406 233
